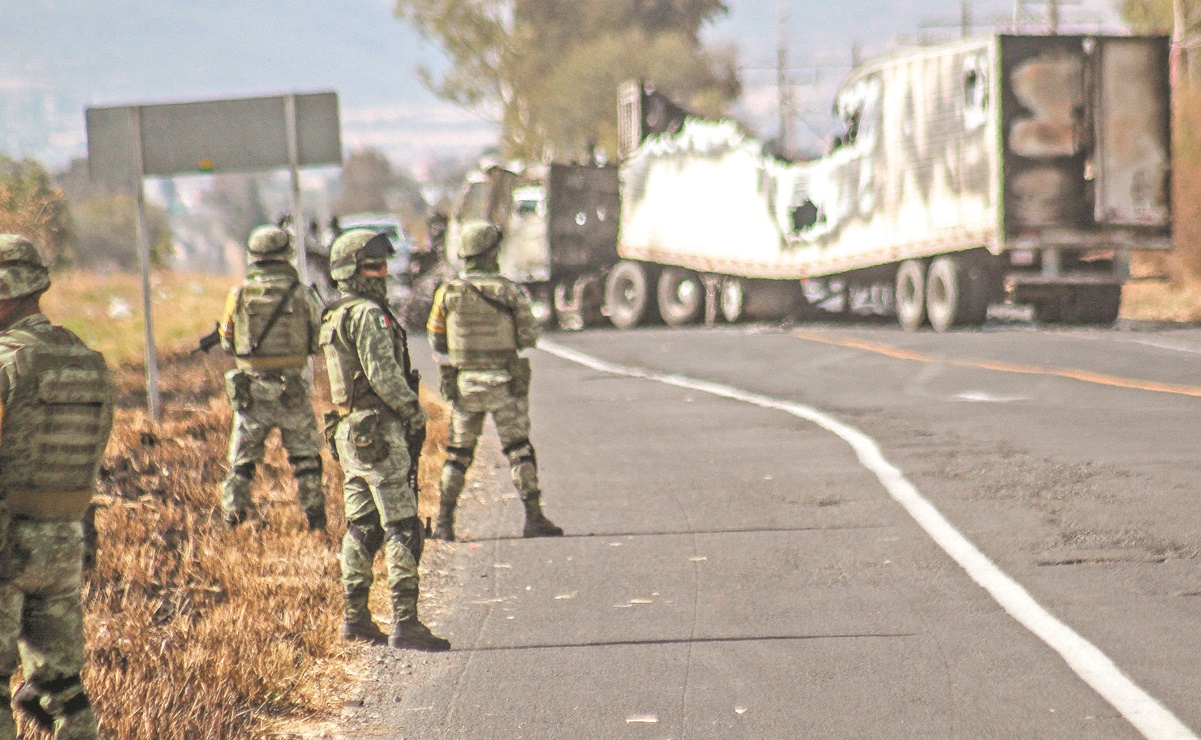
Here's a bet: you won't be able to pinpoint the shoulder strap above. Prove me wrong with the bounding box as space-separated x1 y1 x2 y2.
462 280 515 316
249 279 302 354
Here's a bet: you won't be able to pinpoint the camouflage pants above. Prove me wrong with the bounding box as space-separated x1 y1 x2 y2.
221 368 326 520
441 370 540 508
0 522 96 740
334 410 421 621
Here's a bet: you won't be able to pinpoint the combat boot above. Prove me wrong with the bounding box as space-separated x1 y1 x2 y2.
431 501 456 541
389 617 451 652
305 508 328 532
522 493 563 538
342 587 387 645
342 615 388 645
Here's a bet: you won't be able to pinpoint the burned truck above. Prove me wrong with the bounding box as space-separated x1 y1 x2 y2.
609 34 1172 331
446 161 620 329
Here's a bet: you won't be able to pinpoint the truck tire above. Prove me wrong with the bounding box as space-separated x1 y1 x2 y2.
720 277 745 323
895 260 926 331
605 260 654 329
1076 285 1122 325
926 255 990 332
657 268 704 326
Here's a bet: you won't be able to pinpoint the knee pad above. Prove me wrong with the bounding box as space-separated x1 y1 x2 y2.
444 445 476 474
386 516 425 564
232 462 256 480
502 438 537 467
347 516 385 555
289 455 323 478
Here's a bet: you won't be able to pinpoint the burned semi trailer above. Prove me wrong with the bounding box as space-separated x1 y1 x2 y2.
447 162 620 329
610 34 1172 331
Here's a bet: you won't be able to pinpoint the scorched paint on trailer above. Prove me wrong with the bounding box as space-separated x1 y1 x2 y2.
618 35 1170 283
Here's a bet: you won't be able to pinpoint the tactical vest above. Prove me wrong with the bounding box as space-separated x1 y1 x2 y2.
320 298 410 412
232 269 311 359
443 277 517 369
0 321 113 520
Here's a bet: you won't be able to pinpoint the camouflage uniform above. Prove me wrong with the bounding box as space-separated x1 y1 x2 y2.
0 235 113 740
321 229 448 651
219 226 327 529
427 221 562 541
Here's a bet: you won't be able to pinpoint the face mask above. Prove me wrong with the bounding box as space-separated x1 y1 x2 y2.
465 253 499 273
340 275 387 303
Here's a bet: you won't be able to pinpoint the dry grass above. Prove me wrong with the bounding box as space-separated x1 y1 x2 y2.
1122 259 1201 322
41 271 235 364
18 272 447 739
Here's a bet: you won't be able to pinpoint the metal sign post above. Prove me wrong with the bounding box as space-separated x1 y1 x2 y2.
86 91 342 421
127 107 162 423
284 93 309 284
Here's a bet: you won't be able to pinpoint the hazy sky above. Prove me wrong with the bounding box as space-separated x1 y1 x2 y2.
2 0 1128 168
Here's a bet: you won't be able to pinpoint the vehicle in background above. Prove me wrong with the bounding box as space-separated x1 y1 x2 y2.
608 34 1171 331
445 161 620 329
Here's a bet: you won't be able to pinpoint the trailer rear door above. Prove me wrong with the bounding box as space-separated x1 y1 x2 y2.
1092 37 1171 228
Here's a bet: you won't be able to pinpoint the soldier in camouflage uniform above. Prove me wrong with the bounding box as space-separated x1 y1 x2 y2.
321 229 449 651
218 225 327 530
427 221 563 541
0 235 113 740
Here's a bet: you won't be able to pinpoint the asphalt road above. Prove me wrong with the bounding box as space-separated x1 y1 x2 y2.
340 320 1201 739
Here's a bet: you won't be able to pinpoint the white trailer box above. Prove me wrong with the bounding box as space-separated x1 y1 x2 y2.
609 34 1171 331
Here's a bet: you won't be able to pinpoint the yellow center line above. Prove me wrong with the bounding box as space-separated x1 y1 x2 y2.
793 329 1201 399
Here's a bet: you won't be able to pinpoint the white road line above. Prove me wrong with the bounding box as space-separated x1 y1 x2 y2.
1117 337 1201 356
539 340 1197 740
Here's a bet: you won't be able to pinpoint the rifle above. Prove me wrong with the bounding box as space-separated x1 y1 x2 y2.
192 324 221 354
387 300 426 518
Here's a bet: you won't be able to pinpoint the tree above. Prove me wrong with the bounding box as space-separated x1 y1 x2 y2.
56 157 172 271
69 193 172 272
333 149 397 215
0 156 72 266
1117 0 1175 32
332 148 429 233
394 0 739 160
201 173 271 249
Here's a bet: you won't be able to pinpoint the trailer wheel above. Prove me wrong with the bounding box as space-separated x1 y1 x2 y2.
1077 285 1122 325
895 260 927 331
720 277 745 323
926 255 987 332
604 261 653 329
657 268 704 326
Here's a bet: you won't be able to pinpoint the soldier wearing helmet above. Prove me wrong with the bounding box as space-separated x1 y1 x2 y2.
217 225 327 530
427 221 563 541
0 235 112 739
320 229 449 651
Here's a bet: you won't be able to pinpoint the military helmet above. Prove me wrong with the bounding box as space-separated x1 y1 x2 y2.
0 234 50 300
247 225 292 261
458 221 502 258
328 229 395 281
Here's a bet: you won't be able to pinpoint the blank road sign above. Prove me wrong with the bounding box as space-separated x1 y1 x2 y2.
86 92 342 189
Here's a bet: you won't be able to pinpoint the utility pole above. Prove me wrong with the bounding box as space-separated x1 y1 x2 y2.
1173 0 1186 85
1012 0 1025 32
1048 0 1060 34
777 0 792 157
961 0 972 38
